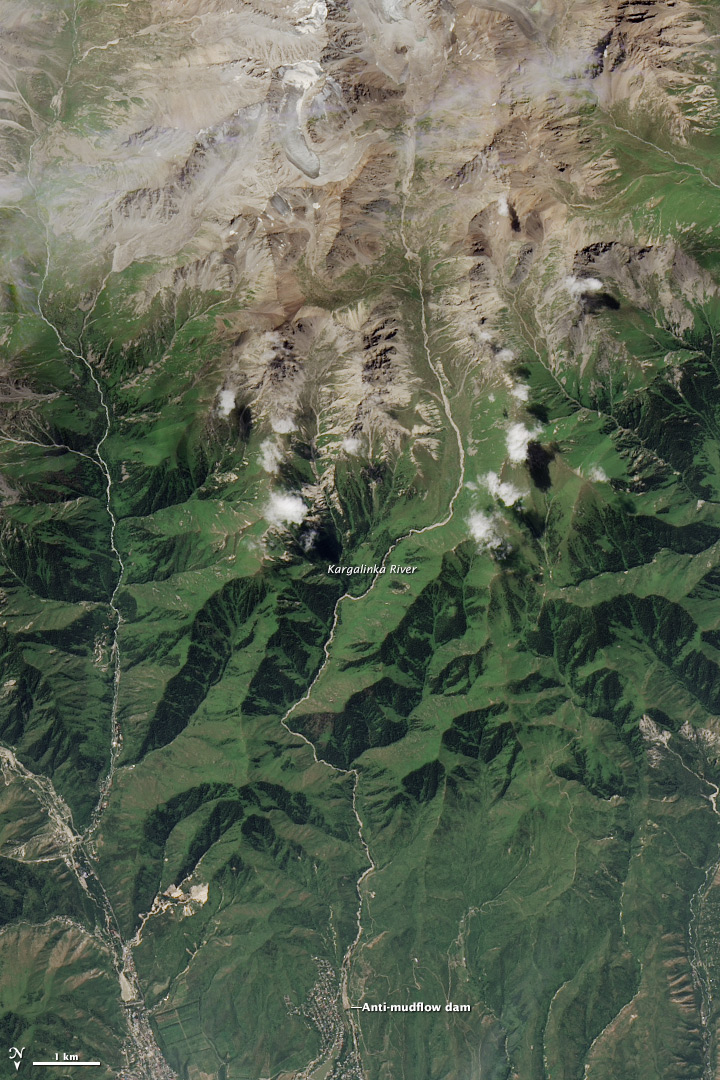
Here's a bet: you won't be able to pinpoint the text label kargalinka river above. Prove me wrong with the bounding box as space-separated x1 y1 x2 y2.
327 564 418 575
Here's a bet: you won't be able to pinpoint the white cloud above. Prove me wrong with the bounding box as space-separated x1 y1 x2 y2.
497 195 509 217
343 436 362 454
301 528 318 552
496 348 515 364
260 439 283 473
565 275 603 298
506 422 541 463
588 465 608 482
266 492 307 527
218 389 235 416
271 416 296 434
468 510 503 550
483 471 527 507
510 384 529 402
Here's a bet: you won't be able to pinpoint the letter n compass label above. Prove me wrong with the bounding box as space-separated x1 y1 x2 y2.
8 1048 24 1072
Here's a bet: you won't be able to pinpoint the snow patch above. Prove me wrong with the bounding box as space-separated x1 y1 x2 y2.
280 61 324 90
294 0 327 32
266 492 307 527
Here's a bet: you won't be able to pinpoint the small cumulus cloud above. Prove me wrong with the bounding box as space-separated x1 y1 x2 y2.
483 471 527 507
565 275 603 298
497 195 509 217
301 528 318 552
506 422 542 463
271 416 296 434
218 389 235 416
342 436 362 454
496 348 515 364
510 384 529 402
588 465 608 482
468 510 504 550
260 439 283 473
266 492 307 527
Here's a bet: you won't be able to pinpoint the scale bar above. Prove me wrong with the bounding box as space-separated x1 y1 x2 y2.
33 1063 101 1067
